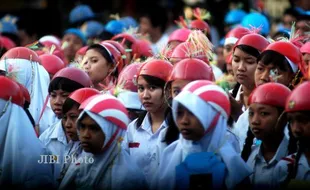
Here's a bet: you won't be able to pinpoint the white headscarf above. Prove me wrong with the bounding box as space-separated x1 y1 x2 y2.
0 98 54 189
154 86 252 190
0 57 50 125
59 110 147 189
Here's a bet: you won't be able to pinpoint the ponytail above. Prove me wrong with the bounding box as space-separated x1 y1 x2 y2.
241 126 255 161
163 106 179 145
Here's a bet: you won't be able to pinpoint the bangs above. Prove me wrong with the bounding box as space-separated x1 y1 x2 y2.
48 77 84 93
138 75 166 89
235 45 260 58
62 98 79 115
258 50 292 72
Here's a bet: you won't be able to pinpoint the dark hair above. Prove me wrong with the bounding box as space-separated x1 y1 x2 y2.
235 45 260 59
258 50 292 73
24 108 35 127
163 98 179 145
135 75 166 128
48 77 84 94
62 98 79 115
241 107 288 161
140 5 168 33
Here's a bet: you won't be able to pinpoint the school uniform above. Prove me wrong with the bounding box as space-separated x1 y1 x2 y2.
0 98 54 189
59 110 148 190
39 97 60 135
272 153 310 188
39 120 67 181
123 113 168 186
247 136 289 188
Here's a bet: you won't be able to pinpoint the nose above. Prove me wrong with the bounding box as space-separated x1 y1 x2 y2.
260 69 270 83
250 113 260 126
180 112 190 126
290 121 303 137
81 128 91 139
55 95 63 105
237 61 246 72
83 61 90 71
64 118 72 129
142 89 151 99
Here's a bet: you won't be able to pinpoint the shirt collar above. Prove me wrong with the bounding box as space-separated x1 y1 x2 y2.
256 136 289 164
50 120 67 144
140 112 168 135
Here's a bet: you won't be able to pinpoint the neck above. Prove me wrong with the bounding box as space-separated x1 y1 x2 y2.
261 134 283 162
149 109 166 133
150 31 162 43
242 85 255 108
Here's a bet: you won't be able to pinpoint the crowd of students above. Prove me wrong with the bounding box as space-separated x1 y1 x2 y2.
0 2 310 190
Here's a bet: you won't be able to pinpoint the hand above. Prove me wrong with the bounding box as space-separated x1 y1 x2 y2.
229 93 244 122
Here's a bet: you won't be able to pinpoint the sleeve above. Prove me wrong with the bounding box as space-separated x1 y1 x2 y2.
121 119 137 154
271 159 291 188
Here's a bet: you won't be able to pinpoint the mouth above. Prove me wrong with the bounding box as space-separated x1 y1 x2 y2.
53 108 62 115
251 128 262 136
180 128 193 137
236 74 247 79
143 102 153 107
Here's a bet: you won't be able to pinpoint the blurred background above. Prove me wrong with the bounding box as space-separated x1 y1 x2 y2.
0 0 302 40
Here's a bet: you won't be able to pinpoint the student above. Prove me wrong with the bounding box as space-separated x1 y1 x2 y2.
39 67 92 181
242 83 294 188
114 62 144 121
123 59 174 186
272 81 310 188
0 76 54 189
57 87 100 184
300 42 310 78
59 94 147 190
234 40 303 149
82 42 123 91
0 47 50 129
153 80 252 190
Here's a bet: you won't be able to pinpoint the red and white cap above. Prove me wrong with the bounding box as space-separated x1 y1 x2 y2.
249 82 291 108
285 81 310 112
79 94 129 130
168 58 214 82
224 26 251 46
263 41 302 73
173 80 230 133
68 87 100 105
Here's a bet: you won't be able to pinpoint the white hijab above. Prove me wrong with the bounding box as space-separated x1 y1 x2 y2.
59 110 146 190
0 99 54 189
0 57 50 125
154 91 252 190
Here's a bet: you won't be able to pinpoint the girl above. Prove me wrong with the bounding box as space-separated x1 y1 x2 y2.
0 76 54 189
153 80 252 190
58 87 100 184
0 47 50 131
39 67 92 181
273 81 310 188
123 59 174 186
59 94 147 190
242 82 294 188
300 42 310 79
62 28 86 64
82 42 123 91
230 33 269 149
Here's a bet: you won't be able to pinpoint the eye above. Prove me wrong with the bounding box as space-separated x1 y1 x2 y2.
256 66 264 71
137 86 144 92
50 93 56 98
149 85 157 91
173 89 181 96
233 57 240 62
62 93 69 98
260 112 270 116
248 111 254 117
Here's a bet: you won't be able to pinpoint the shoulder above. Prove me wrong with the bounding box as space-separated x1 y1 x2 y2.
39 122 57 142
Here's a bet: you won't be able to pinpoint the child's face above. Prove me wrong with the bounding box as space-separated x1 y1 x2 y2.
50 89 70 118
137 77 165 113
255 61 294 87
176 104 204 141
79 114 105 154
302 53 310 74
287 112 310 141
63 104 80 141
171 79 191 98
249 103 282 141
62 34 84 61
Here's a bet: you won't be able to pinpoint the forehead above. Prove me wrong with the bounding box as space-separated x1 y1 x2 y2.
249 103 276 110
81 114 98 125
233 47 256 59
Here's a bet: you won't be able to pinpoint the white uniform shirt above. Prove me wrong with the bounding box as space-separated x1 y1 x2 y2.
39 120 68 181
272 153 310 187
123 113 168 186
247 136 289 188
39 98 60 135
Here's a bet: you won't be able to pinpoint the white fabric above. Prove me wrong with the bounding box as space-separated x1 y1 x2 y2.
59 110 147 190
151 34 169 55
39 35 61 46
0 58 50 125
117 91 144 110
152 93 252 190
224 37 238 46
39 97 60 135
122 113 168 186
272 153 310 187
247 136 289 188
39 120 68 180
285 56 298 73
211 64 224 80
0 99 54 188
